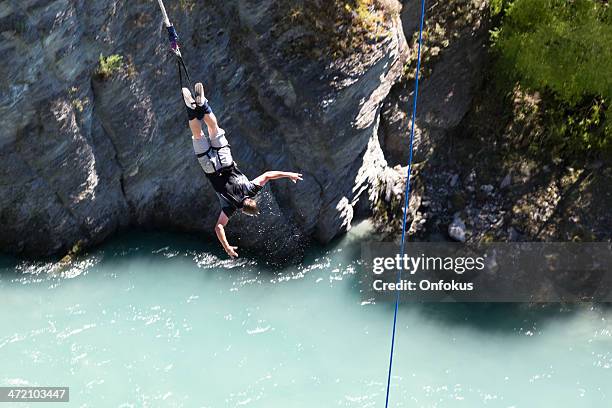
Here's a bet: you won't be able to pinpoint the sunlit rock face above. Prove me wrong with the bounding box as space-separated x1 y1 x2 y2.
0 0 408 262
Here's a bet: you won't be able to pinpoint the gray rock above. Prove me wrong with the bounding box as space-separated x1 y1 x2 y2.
0 1 407 262
448 213 467 242
481 184 494 195
500 173 512 189
449 174 459 187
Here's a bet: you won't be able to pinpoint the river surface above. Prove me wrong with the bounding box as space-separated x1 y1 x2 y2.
0 222 611 407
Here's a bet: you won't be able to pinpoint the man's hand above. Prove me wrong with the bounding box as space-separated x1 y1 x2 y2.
288 173 303 183
215 212 238 258
224 245 239 258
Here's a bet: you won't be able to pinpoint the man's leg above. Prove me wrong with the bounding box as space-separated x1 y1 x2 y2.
183 87 205 139
189 119 204 140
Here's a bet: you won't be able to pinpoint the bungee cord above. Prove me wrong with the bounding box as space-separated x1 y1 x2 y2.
384 0 427 406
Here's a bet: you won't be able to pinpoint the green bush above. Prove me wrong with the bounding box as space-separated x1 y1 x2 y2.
492 0 611 155
96 54 124 80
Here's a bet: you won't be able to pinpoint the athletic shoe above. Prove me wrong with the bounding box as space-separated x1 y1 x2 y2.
182 87 196 109
194 82 207 107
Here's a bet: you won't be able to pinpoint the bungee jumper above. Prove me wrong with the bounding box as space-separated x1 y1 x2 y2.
157 0 302 258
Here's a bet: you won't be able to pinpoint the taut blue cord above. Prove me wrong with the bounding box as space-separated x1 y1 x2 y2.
384 0 426 406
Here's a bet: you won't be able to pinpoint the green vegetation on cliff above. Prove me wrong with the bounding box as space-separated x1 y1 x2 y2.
279 0 400 58
95 54 124 80
492 0 611 155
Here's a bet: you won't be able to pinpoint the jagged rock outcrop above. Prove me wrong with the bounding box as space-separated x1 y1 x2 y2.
380 0 490 165
0 0 407 262
377 0 611 244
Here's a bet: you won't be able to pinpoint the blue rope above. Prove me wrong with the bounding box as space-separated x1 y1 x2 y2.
384 0 426 406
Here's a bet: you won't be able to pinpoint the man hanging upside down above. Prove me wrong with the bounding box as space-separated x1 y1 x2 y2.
182 83 303 258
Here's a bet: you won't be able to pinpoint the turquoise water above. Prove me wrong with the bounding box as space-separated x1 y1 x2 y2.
0 223 611 407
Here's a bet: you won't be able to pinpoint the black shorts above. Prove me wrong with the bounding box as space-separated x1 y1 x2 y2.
187 106 203 121
186 104 212 121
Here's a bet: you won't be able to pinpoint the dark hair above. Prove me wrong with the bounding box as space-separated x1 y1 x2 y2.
242 198 259 216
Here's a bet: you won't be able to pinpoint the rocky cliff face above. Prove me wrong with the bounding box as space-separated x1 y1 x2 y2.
4 0 604 263
376 0 611 244
0 0 407 262
381 0 490 165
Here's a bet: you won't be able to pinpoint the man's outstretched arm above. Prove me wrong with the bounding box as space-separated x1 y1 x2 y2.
214 211 238 258
252 171 303 187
